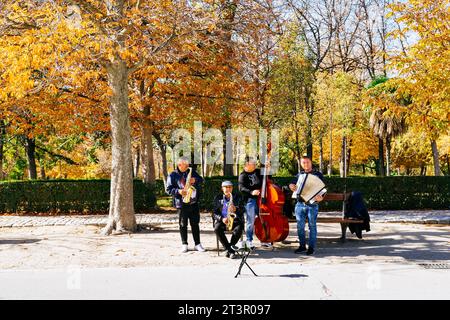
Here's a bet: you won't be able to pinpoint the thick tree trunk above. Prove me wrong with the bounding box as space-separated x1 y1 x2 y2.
431 139 442 176
141 106 156 185
378 137 385 176
102 59 136 235
25 137 37 180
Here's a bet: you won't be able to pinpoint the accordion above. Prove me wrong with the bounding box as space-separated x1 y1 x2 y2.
291 173 327 204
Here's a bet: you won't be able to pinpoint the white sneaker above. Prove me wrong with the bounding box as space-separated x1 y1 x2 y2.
261 242 273 248
195 244 206 252
246 241 255 249
181 244 188 253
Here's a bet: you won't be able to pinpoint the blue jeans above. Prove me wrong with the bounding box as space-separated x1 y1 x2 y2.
245 198 258 242
294 202 319 249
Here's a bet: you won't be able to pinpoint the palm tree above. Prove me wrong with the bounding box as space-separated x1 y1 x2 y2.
369 109 406 176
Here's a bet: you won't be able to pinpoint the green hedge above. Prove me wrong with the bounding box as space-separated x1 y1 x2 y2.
0 179 156 213
1 176 447 213
156 176 450 211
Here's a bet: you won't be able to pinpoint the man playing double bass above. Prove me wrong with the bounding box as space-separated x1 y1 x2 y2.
289 155 324 255
238 157 273 249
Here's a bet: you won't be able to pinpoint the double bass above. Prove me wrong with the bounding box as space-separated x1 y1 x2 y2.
254 143 289 243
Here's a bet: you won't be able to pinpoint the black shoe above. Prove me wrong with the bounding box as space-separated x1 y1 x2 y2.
306 247 315 255
355 228 363 239
294 245 307 254
227 249 236 259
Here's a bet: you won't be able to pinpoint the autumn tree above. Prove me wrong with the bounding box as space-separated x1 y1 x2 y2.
0 0 219 234
387 0 450 176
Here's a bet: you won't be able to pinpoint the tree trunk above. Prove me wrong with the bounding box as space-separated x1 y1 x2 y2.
378 137 385 176
154 132 169 186
319 137 323 173
420 165 426 176
36 153 46 179
0 120 5 180
141 106 156 185
25 137 37 180
134 146 140 178
219 1 238 177
327 112 333 177
339 136 346 178
40 161 46 179
306 110 313 159
102 59 136 235
385 137 391 176
446 154 450 175
431 139 442 176
223 126 233 176
346 138 352 177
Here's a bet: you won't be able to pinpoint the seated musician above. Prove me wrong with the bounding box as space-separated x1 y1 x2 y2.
213 181 244 259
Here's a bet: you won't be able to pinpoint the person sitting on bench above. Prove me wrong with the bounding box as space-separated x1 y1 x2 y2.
213 181 244 259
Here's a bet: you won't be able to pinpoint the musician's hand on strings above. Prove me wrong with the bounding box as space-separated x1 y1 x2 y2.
314 194 324 202
289 184 297 192
251 190 261 196
190 177 196 184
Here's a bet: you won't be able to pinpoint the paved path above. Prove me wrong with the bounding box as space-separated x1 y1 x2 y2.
0 210 449 228
0 263 448 299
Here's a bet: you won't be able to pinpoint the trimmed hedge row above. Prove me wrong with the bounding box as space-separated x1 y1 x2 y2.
0 179 156 213
156 176 450 211
0 176 447 213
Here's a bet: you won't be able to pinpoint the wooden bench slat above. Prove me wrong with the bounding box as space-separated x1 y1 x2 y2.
323 192 351 201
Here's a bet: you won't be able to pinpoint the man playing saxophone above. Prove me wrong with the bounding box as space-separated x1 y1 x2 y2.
166 157 205 253
213 181 244 259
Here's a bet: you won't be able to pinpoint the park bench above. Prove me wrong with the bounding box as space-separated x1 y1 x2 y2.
287 192 365 241
213 192 364 255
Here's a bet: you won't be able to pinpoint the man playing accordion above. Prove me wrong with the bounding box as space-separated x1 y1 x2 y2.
289 155 325 255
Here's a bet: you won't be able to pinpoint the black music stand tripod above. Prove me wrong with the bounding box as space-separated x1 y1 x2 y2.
234 246 258 278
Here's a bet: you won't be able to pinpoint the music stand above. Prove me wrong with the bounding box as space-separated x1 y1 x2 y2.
234 246 257 278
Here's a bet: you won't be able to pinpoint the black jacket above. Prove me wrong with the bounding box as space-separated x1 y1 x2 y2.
212 193 244 224
166 167 204 208
238 169 263 201
345 191 371 235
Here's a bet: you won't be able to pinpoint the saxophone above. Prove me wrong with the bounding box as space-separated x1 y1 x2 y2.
182 167 196 204
226 192 236 231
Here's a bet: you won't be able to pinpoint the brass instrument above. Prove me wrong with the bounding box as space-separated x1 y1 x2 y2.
182 167 196 204
226 192 236 231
